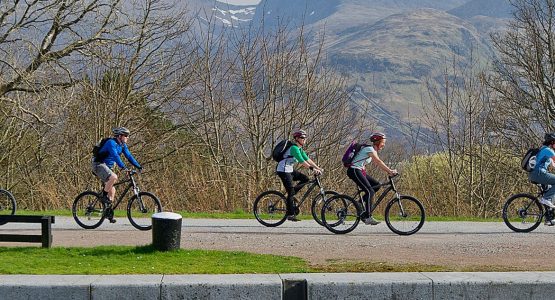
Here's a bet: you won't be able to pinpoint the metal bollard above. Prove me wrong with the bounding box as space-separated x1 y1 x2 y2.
152 212 182 251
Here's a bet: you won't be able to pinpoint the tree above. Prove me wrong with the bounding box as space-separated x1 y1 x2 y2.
489 0 555 147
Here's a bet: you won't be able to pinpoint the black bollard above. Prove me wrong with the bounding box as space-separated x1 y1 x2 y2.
152 212 182 251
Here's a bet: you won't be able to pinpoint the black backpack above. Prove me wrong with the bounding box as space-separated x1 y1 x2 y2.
521 147 540 172
272 140 293 162
92 138 112 161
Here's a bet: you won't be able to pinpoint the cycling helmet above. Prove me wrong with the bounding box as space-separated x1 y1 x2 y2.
544 133 555 144
370 132 386 143
292 129 307 139
112 127 130 136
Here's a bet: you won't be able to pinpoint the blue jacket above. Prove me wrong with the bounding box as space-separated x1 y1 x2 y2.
98 138 141 170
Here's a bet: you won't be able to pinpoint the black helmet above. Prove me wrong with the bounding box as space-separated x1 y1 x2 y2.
545 133 555 144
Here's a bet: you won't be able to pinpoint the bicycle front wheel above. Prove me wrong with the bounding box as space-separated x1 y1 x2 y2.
72 191 106 229
502 193 543 233
127 192 162 231
0 189 16 225
321 194 360 234
384 195 425 236
253 190 288 227
310 190 339 226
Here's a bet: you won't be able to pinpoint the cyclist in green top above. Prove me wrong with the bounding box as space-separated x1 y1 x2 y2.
276 129 323 221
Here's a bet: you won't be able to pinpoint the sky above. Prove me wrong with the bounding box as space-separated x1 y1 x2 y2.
220 0 261 5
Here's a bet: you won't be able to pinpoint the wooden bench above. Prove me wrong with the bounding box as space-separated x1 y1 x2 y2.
0 215 55 248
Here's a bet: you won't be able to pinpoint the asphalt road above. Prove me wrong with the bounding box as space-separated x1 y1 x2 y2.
3 217 555 269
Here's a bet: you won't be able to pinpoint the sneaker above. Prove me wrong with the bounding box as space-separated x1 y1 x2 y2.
539 197 555 208
287 215 301 222
545 219 555 226
362 216 380 225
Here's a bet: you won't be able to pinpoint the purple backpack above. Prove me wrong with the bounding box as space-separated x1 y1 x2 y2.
341 141 368 167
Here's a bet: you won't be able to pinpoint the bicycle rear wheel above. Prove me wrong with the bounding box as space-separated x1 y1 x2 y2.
321 194 360 234
310 190 338 226
72 191 106 229
502 193 543 233
0 189 16 225
127 192 162 231
253 190 288 227
384 195 425 236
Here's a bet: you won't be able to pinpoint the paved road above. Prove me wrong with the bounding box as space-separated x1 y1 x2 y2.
2 217 555 269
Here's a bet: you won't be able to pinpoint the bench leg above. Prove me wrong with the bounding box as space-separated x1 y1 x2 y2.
41 217 52 248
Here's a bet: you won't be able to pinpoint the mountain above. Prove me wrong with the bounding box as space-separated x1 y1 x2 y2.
448 0 514 19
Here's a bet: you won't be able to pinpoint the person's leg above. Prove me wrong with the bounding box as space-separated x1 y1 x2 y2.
292 170 310 194
347 168 375 216
277 172 295 216
366 174 381 193
104 174 118 201
537 172 555 200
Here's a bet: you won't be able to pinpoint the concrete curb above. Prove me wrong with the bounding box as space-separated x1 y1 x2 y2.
0 272 554 299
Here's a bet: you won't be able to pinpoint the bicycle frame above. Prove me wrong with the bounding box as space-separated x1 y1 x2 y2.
103 172 141 211
352 175 400 214
293 175 324 207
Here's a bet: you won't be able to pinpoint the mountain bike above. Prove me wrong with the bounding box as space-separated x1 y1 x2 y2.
72 170 162 230
502 182 553 232
253 174 338 227
321 174 425 235
0 189 16 226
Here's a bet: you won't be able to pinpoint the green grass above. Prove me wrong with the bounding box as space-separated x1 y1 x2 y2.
0 245 312 274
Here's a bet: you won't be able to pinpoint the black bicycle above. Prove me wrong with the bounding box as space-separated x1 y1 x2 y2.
253 174 338 227
0 189 16 225
72 170 162 230
320 174 425 235
502 182 554 232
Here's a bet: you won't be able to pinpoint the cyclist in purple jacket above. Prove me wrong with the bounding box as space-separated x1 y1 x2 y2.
91 127 142 205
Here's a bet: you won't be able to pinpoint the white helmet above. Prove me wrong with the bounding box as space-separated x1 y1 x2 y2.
112 127 130 136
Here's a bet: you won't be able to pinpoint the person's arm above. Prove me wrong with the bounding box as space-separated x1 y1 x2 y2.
122 144 141 169
298 147 323 174
106 140 127 169
369 151 397 176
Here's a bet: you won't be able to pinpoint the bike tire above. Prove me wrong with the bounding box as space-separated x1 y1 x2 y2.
127 192 162 231
310 190 339 226
72 191 106 229
502 193 543 233
321 194 361 234
384 195 425 236
253 190 288 227
0 189 16 225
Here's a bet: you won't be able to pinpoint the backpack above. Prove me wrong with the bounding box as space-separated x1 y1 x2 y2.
272 140 293 162
521 147 540 172
92 138 111 161
341 141 369 167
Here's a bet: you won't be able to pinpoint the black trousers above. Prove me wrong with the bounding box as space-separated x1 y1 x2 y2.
277 170 309 215
347 168 380 216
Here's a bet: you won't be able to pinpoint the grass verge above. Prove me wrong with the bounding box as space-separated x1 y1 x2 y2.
0 245 312 274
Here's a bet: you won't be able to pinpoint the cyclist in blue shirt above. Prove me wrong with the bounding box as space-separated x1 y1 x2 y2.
529 133 555 225
91 127 142 206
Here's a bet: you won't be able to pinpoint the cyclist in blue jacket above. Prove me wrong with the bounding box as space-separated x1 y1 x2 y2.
91 127 142 205
529 133 555 225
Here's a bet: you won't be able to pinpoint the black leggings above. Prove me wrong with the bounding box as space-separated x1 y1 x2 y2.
347 168 380 216
277 171 309 215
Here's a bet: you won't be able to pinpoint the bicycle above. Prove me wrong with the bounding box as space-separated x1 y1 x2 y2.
253 173 338 227
320 174 425 235
72 170 162 231
502 182 554 232
0 189 16 225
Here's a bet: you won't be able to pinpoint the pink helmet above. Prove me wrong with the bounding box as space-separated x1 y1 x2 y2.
370 132 386 143
292 129 307 139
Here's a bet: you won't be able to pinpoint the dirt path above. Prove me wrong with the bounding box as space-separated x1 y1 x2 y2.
3 218 555 270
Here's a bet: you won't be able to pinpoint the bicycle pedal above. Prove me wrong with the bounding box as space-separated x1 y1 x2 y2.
109 219 117 223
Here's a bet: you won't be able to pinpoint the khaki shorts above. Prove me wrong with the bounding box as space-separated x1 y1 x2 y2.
91 159 114 183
